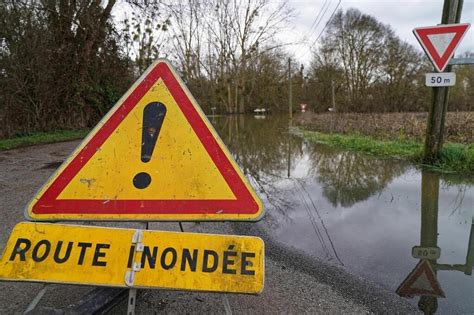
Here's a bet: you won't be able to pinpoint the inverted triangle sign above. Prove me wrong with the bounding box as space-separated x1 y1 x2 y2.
396 260 445 298
26 60 263 221
413 23 470 72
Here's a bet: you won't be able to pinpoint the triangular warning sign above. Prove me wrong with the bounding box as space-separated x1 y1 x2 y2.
26 60 263 221
413 23 470 72
396 260 445 298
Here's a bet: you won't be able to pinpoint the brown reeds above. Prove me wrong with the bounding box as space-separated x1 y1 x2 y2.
296 112 474 144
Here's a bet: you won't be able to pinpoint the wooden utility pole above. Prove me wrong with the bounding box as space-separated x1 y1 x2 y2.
331 79 336 111
288 58 293 121
331 79 337 132
423 0 464 163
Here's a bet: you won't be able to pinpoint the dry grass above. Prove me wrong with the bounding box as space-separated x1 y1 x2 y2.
296 112 474 144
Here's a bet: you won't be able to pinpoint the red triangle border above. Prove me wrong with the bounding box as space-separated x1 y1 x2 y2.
414 23 470 72
396 260 445 298
32 62 260 216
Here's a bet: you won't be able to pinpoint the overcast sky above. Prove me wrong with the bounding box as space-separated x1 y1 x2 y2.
284 0 474 64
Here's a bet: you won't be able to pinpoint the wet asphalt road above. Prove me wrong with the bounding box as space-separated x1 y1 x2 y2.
0 141 418 314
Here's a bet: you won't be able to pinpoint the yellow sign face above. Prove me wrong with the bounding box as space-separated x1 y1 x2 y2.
0 223 264 294
26 59 263 221
60 78 234 201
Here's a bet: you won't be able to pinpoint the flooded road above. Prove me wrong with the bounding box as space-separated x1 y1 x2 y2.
211 114 474 314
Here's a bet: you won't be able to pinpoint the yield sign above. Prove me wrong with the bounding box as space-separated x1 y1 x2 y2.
413 23 470 72
396 260 445 298
26 60 263 221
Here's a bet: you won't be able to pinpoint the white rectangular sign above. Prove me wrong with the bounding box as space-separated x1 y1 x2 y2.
412 246 441 260
425 72 456 87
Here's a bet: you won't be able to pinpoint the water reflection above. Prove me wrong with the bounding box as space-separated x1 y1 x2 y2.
307 147 408 208
396 171 474 314
216 115 304 179
215 115 306 217
213 115 407 209
419 172 442 314
211 115 474 314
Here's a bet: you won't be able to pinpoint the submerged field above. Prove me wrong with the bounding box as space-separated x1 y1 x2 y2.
296 112 474 144
294 112 474 175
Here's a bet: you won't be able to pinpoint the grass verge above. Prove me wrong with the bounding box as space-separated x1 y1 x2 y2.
294 128 474 175
0 129 89 151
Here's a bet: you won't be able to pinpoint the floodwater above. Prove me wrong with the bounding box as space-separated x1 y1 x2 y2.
210 114 474 314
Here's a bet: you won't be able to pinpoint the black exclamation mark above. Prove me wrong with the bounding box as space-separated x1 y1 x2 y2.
133 102 167 189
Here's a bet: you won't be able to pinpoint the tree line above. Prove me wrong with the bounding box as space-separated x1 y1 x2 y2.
1 1 473 138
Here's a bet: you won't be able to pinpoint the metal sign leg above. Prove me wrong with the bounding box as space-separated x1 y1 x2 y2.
221 294 233 315
127 288 137 315
24 284 48 313
127 222 148 315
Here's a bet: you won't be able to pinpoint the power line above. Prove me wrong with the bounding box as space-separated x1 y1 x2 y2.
306 0 330 39
298 0 342 60
307 0 332 41
308 0 341 51
294 0 331 60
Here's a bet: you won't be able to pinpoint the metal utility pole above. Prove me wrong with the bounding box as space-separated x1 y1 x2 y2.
423 0 464 163
288 58 293 121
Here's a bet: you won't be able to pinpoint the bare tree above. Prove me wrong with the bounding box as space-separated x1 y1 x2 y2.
319 9 389 111
311 8 428 113
167 0 293 114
